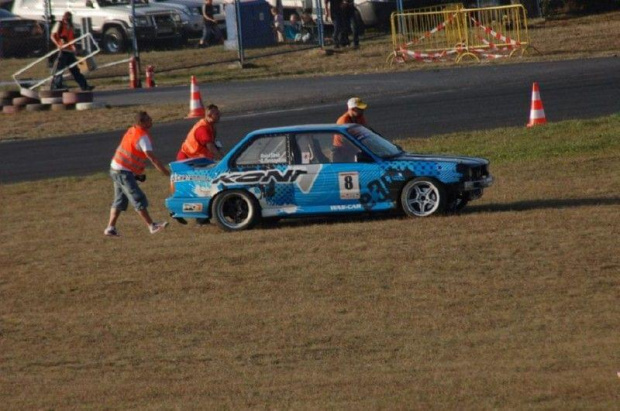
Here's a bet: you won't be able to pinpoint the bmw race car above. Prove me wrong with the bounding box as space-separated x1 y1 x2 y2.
165 124 493 231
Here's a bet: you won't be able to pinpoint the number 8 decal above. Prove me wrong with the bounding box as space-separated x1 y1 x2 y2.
339 172 360 199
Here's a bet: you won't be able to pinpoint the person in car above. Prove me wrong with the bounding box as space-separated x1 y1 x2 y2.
50 12 94 91
177 104 223 161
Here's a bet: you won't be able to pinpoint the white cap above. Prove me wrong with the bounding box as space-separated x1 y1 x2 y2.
347 97 368 110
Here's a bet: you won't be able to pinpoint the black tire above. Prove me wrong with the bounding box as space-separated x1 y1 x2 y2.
51 103 68 111
12 97 38 107
62 91 93 105
0 90 20 100
3 105 23 114
101 27 126 54
400 177 447 217
39 89 65 99
26 103 50 112
212 190 260 231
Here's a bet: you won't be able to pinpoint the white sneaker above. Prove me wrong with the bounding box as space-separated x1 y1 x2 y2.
104 227 121 237
149 221 169 234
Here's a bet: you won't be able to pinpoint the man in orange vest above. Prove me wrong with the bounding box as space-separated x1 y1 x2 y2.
50 11 94 91
332 97 368 162
104 111 170 237
176 104 223 161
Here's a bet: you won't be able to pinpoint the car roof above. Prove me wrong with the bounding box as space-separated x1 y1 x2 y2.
248 123 356 136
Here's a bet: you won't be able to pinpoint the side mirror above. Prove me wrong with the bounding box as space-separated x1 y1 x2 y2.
355 151 373 163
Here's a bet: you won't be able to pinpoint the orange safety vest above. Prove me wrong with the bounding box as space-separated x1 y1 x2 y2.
181 119 216 159
52 21 76 52
112 126 151 175
334 112 367 147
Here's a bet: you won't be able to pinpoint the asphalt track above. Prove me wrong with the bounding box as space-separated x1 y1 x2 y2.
1 57 619 183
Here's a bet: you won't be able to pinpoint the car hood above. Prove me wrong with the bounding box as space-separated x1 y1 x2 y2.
390 152 489 166
104 4 179 15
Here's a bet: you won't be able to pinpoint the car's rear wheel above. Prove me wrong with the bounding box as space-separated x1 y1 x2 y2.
212 190 259 231
400 177 446 217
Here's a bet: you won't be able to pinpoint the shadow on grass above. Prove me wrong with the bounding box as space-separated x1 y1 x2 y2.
469 197 620 213
264 196 620 230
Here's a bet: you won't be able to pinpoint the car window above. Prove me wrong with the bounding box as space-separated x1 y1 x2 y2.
292 132 361 164
235 135 288 166
348 125 402 158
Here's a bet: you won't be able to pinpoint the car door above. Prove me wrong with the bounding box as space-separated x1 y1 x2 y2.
291 131 381 214
230 133 301 217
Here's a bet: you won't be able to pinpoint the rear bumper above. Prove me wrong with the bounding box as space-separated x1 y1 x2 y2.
166 197 211 220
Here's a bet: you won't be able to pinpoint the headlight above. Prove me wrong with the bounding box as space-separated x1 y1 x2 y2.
131 16 150 27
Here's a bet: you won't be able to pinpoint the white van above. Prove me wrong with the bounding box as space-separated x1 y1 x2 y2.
12 0 184 53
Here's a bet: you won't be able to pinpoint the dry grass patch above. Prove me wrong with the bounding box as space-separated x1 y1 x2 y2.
1 117 619 408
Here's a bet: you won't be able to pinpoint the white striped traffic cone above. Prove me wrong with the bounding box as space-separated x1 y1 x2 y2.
527 82 547 127
186 76 205 119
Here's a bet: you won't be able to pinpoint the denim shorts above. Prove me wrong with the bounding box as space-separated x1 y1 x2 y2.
110 170 148 211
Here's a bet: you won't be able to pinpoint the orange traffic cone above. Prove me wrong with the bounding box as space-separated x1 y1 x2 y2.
527 82 547 127
186 76 205 119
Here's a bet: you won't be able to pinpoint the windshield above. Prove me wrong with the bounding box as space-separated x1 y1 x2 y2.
97 0 135 7
347 125 403 158
0 9 16 18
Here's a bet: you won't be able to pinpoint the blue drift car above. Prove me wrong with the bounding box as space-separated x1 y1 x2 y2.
166 124 493 231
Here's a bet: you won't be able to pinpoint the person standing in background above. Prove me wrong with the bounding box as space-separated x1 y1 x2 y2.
50 11 94 91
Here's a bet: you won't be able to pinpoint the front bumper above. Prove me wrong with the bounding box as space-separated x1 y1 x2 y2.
462 175 494 191
135 26 182 41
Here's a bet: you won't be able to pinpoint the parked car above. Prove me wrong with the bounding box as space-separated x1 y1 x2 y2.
0 8 46 57
154 0 226 38
11 0 184 53
166 124 493 231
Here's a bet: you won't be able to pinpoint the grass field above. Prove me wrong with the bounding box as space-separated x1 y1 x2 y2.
1 115 619 408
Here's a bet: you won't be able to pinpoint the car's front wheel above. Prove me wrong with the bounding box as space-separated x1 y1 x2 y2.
400 177 446 217
101 27 126 54
212 190 259 231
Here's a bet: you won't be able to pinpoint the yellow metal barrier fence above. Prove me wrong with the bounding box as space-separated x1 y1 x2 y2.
389 4 530 64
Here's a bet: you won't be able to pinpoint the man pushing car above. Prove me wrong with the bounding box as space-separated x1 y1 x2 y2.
177 104 224 161
104 111 170 237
